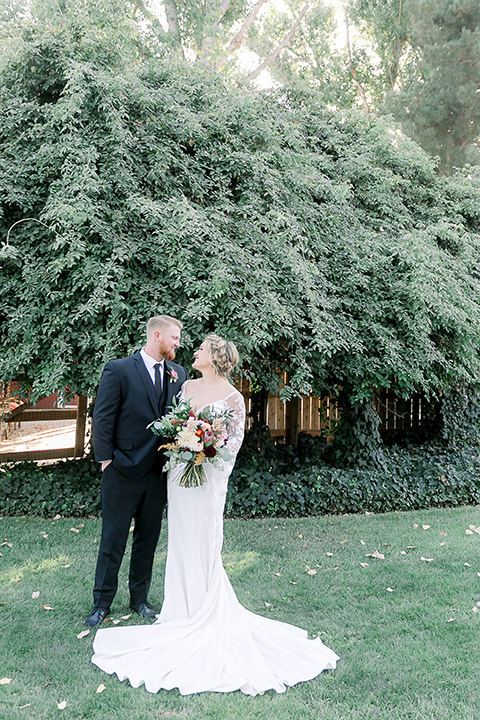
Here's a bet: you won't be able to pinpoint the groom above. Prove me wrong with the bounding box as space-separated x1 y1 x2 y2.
85 315 187 627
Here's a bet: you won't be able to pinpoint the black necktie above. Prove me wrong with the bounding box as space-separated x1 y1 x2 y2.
154 363 162 398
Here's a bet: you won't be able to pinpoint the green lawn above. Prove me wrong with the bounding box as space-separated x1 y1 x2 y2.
1 505 479 720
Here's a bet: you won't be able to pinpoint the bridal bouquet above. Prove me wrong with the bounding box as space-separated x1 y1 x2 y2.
148 399 233 487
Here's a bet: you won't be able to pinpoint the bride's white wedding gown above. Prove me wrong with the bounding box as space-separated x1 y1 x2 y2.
92 389 339 696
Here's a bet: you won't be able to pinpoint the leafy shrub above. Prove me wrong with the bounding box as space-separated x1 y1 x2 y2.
0 458 101 517
2 432 480 519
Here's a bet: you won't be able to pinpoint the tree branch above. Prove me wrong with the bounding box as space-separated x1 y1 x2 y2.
216 0 270 70
345 14 370 114
130 0 170 43
246 3 310 82
163 0 185 58
215 0 233 28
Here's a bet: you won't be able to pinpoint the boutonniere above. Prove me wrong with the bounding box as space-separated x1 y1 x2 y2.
168 368 179 384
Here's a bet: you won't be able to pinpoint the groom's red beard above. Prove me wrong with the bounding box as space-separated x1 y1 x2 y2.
159 341 177 361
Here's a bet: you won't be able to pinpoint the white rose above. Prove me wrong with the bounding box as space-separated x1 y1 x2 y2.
177 428 202 452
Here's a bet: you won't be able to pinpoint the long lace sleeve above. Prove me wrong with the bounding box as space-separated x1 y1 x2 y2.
225 391 246 460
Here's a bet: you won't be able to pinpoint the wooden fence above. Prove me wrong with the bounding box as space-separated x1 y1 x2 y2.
237 379 425 442
0 379 427 462
0 386 88 463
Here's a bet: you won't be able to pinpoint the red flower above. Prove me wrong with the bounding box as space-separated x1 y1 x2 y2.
204 445 217 458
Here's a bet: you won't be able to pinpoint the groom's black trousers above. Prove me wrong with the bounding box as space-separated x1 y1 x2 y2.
93 463 167 609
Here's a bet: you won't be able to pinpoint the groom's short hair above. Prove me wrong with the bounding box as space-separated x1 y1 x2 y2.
146 315 183 338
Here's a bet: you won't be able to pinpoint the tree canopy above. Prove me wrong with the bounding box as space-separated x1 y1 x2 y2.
1 1 480 404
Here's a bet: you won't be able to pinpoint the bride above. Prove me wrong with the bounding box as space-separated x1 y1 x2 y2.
92 334 339 696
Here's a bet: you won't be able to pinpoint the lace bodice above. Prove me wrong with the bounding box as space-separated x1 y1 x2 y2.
179 384 246 460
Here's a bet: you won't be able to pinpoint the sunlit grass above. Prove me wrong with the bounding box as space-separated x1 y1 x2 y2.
1 505 480 720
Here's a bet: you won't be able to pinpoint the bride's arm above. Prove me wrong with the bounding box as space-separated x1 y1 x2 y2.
225 392 246 459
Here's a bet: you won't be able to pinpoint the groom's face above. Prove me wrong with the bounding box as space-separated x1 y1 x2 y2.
158 324 181 361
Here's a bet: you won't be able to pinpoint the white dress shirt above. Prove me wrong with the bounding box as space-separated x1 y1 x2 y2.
140 348 164 387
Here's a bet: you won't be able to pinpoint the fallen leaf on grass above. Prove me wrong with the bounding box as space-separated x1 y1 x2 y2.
19 704 31 709
264 602 272 607
447 618 455 623
326 552 334 557
42 534 48 539
77 524 85 529
0 678 11 685
53 514 61 520
32 591 40 600
475 528 480 535
407 546 417 549
41 605 54 611
421 557 434 562
289 581 297 585
112 619 121 625
77 630 90 639
70 528 80 534
0 542 12 548
120 614 132 620
366 551 385 560
360 540 366 545
62 564 71 569
440 531 448 536
274 572 281 577
400 551 407 555
386 587 394 592
57 701 67 710
464 563 471 567
439 542 447 546
96 684 107 694
306 567 317 575
472 607 479 614
422 525 431 530
466 530 474 535
413 523 419 529
339 539 348 544
360 563 369 568
297 534 303 539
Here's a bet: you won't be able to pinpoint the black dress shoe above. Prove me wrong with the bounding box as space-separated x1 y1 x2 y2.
130 601 156 619
84 607 110 627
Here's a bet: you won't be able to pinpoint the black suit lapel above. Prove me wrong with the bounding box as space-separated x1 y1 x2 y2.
133 352 159 416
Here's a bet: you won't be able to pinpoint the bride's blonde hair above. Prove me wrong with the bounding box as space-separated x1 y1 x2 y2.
204 334 239 378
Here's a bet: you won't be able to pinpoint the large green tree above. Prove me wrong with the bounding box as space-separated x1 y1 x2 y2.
250 0 480 172
1 0 480 410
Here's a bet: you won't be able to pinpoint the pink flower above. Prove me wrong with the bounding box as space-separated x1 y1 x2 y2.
169 369 179 383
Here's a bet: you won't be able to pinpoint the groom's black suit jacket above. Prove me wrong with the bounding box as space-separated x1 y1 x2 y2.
92 351 187 479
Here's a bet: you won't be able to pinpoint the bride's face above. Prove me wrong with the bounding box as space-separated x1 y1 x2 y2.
192 342 211 371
